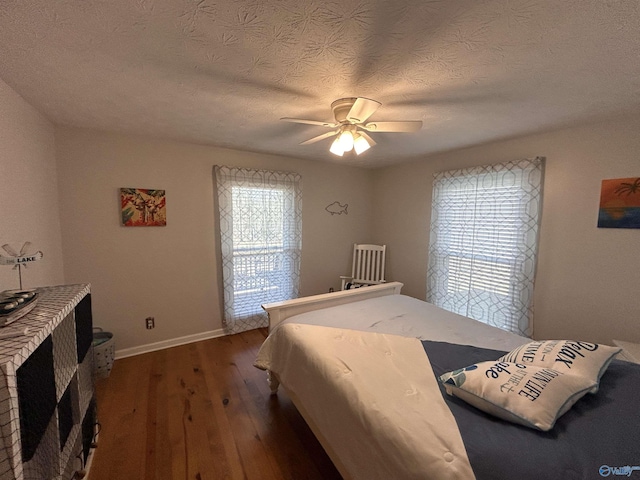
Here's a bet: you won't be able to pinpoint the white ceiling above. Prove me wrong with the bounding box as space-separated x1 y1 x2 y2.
1 0 639 168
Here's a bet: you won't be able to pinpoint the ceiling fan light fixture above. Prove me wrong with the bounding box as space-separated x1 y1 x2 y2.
337 129 354 152
282 97 421 158
329 137 345 156
353 134 371 155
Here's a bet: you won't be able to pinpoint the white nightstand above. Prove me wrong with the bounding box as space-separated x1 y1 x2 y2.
613 340 640 364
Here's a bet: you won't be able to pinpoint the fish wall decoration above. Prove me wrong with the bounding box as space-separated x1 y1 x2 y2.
325 201 349 215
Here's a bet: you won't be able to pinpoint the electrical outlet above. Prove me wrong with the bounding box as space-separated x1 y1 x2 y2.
145 317 155 329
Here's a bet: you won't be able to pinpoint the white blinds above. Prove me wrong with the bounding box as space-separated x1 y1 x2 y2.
215 166 302 334
426 157 544 337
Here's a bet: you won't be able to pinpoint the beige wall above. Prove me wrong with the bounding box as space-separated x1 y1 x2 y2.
55 127 374 351
373 113 640 345
0 79 65 290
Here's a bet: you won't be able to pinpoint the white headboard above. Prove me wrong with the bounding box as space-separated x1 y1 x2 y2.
262 281 404 331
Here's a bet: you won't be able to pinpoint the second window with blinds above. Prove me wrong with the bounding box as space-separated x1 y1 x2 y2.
426 157 544 337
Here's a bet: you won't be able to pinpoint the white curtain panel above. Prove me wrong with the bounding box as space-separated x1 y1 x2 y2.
215 166 302 334
427 157 544 337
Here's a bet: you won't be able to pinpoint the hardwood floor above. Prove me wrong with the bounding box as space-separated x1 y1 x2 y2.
89 328 342 480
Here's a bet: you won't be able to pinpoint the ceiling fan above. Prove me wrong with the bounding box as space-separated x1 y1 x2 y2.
281 97 422 156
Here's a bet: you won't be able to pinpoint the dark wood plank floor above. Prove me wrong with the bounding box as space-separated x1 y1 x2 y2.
89 328 342 480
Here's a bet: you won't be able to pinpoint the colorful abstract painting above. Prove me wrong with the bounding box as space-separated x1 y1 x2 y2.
598 177 640 229
120 188 166 226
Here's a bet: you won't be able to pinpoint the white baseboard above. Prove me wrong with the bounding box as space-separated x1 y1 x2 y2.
114 328 227 359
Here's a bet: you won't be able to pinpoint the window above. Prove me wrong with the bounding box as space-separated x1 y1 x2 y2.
215 166 302 334
426 157 544 336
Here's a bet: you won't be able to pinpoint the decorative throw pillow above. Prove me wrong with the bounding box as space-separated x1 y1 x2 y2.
498 340 621 392
439 361 596 431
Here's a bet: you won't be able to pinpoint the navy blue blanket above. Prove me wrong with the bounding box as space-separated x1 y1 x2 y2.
421 341 640 480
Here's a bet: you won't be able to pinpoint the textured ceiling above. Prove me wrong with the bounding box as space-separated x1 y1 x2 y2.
1 0 639 167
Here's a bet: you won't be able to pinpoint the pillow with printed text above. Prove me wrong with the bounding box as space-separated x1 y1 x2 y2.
498 340 621 392
439 361 596 431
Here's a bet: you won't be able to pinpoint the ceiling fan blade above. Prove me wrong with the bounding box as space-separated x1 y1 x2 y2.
281 117 338 128
362 121 422 133
358 131 377 146
299 130 339 145
346 97 381 123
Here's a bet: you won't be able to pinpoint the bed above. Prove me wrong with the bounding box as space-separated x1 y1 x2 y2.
254 282 640 480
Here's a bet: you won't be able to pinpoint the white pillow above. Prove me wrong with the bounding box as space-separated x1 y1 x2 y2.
498 340 621 392
439 361 596 431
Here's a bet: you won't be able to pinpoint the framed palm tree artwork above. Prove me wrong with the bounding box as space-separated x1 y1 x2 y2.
598 177 640 228
120 188 166 226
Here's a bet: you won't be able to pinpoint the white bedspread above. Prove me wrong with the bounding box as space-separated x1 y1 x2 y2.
255 323 476 480
275 294 529 352
255 295 530 479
